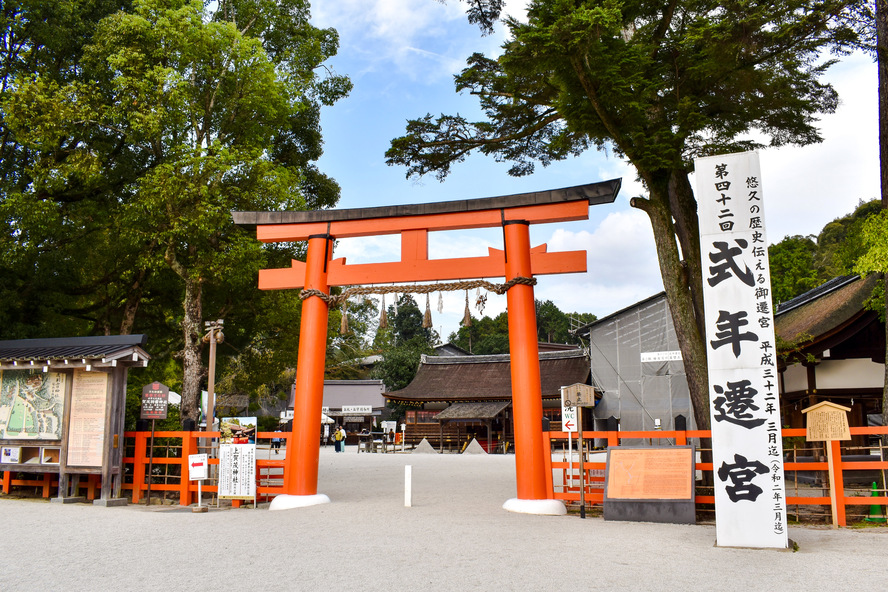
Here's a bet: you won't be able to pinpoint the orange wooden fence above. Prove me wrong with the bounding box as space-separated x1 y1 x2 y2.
3 427 888 527
543 426 888 526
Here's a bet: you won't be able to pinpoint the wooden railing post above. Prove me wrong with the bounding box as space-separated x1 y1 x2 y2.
132 431 147 504
543 431 554 499
606 416 619 447
42 473 52 498
179 431 195 506
830 439 847 527
2 471 9 494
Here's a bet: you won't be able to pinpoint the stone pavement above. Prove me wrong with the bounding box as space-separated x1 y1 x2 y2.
1 446 886 591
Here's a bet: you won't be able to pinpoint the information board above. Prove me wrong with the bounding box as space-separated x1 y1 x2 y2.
0 370 66 440
218 443 256 500
603 446 696 524
605 447 695 500
67 370 109 467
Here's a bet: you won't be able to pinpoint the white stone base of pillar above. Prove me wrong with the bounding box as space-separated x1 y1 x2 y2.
269 493 331 511
502 498 566 515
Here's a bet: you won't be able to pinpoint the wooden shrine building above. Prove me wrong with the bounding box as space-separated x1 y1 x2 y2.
775 275 886 446
386 349 592 451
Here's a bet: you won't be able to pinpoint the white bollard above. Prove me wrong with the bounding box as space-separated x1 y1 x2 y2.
404 465 412 507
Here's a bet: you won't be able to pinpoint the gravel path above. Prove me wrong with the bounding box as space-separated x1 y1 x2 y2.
2 446 886 591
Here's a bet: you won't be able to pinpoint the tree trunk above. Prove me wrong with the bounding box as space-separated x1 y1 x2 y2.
179 275 204 426
878 0 888 430
631 184 711 431
165 243 204 427
118 267 148 336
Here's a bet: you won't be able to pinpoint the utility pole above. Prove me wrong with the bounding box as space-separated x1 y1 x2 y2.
203 319 224 434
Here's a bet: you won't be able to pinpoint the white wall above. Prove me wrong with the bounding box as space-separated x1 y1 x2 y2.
816 358 885 390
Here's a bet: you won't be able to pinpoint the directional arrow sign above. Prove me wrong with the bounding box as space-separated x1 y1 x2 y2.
561 387 578 434
188 453 208 481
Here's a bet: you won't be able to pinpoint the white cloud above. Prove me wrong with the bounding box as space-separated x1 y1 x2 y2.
313 0 480 82
537 209 663 317
742 53 877 242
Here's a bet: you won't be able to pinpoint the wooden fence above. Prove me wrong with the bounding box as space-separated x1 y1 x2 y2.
544 426 888 526
3 427 888 526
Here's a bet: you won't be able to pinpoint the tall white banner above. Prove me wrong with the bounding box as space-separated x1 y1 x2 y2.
695 151 788 548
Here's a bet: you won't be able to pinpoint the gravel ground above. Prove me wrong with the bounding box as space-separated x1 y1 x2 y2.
2 446 886 592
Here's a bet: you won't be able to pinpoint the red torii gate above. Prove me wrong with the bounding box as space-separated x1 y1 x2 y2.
233 179 620 514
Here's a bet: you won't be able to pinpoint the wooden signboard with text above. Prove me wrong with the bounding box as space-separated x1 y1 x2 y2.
604 446 696 524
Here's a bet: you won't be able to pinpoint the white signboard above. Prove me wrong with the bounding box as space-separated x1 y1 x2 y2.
696 151 787 548
640 350 683 363
342 405 372 414
218 444 256 500
560 388 577 433
188 453 208 481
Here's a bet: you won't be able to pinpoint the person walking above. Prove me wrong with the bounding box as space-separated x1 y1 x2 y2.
271 428 282 454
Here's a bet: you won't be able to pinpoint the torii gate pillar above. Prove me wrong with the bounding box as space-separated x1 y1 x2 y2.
271 233 333 510
501 221 564 515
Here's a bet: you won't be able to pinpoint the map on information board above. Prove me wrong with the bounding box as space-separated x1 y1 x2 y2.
0 370 66 440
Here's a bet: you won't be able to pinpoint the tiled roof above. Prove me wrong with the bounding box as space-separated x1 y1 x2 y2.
775 275 880 345
386 350 590 403
435 401 511 421
0 335 150 363
775 275 860 315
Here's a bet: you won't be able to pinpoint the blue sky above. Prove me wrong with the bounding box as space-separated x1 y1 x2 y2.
308 1 880 340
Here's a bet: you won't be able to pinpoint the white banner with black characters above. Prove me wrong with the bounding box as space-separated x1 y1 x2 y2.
695 151 788 549
218 443 256 500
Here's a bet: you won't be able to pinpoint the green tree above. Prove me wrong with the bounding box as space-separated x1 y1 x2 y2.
372 295 438 391
386 0 866 429
854 209 888 426
2 0 351 425
768 235 820 305
450 304 596 352
449 311 511 354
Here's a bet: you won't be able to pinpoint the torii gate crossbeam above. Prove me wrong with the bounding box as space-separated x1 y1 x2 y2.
232 179 620 514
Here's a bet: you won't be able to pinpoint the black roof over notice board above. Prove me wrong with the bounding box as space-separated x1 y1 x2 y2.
0 335 150 370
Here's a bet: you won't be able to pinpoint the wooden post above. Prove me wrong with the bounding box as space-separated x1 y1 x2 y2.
132 431 147 503
145 419 156 506
607 416 619 447
179 431 195 506
828 439 847 527
283 234 332 496
503 220 547 501
543 431 554 496
578 406 586 518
